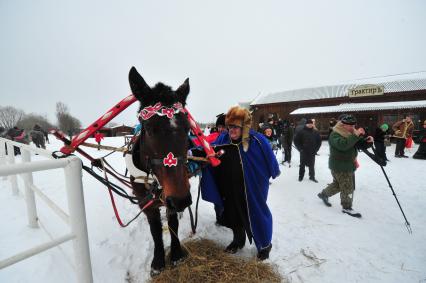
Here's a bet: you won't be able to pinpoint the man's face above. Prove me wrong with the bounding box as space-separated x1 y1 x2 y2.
228 125 242 141
306 123 314 129
264 128 272 137
342 123 355 132
406 116 412 122
217 125 226 133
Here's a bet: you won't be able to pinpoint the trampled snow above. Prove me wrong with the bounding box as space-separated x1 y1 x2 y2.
1 136 425 282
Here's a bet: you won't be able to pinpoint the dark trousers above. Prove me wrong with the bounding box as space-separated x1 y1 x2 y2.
299 153 315 179
395 138 406 156
283 145 292 162
374 142 388 161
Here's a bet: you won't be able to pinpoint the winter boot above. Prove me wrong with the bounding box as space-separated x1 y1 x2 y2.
257 243 272 260
309 177 318 183
225 227 246 254
342 208 362 218
317 192 331 207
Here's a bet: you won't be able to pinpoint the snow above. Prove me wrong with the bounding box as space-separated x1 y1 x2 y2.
1 136 426 283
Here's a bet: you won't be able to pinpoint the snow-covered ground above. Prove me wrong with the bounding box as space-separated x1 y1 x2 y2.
1 136 425 283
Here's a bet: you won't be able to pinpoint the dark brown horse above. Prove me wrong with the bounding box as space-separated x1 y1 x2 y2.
128 67 192 276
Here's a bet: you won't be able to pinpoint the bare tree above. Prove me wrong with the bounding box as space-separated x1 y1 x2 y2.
0 106 25 129
55 102 68 120
17 113 54 131
55 102 82 138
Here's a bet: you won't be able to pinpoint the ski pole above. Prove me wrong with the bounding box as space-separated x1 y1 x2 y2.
371 145 412 234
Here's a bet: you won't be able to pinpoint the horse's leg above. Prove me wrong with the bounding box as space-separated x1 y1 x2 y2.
144 208 165 275
167 211 186 265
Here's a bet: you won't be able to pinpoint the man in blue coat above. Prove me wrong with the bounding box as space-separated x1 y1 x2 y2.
200 106 280 260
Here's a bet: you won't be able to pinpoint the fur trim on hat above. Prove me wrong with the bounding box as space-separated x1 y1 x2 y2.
225 106 252 151
332 121 352 138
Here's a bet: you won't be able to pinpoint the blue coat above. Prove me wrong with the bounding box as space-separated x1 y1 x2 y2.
201 129 280 251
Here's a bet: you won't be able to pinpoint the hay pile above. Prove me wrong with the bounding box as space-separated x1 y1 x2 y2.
149 238 285 283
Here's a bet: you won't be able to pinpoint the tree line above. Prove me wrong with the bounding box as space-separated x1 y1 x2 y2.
0 102 82 138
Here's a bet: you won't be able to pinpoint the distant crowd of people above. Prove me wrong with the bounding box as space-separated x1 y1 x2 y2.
0 124 50 155
195 110 425 260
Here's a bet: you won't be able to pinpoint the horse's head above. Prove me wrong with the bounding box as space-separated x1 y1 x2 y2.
129 67 191 212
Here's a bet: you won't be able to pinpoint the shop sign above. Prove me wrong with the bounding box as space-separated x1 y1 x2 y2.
348 84 384 97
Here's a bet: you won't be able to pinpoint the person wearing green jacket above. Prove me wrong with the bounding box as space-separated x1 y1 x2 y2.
317 114 374 218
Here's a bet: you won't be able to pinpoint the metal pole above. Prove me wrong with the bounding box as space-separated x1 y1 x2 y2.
21 149 39 228
6 142 19 195
371 145 412 234
64 157 93 283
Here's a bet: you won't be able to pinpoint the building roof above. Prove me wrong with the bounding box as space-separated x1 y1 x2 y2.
290 100 426 115
251 73 426 106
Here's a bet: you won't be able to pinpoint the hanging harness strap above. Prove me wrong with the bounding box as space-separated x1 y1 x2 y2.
187 175 202 234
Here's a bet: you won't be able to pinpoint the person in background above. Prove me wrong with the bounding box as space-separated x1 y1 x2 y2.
133 123 142 135
30 124 46 149
294 118 307 136
374 123 389 162
280 120 294 166
5 126 28 155
413 120 426 159
392 115 414 158
262 125 278 153
94 131 104 150
203 125 211 136
317 114 374 218
311 118 318 131
294 119 322 182
0 126 6 137
328 118 338 139
198 106 280 260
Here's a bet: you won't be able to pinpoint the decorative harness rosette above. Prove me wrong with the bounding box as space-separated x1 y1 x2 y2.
138 102 185 167
139 102 184 121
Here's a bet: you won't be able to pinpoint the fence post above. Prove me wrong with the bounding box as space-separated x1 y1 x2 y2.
6 142 19 195
0 141 6 180
21 149 39 228
64 157 93 283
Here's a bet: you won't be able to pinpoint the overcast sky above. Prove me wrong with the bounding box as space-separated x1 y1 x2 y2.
1 0 426 126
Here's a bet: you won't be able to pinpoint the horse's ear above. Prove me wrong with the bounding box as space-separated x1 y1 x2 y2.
176 78 190 104
129 66 150 100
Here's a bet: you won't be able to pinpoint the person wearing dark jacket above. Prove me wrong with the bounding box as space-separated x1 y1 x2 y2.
280 120 294 166
374 123 389 161
413 120 426 159
294 119 322 182
198 106 280 260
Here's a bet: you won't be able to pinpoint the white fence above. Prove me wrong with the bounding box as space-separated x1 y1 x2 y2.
0 137 93 283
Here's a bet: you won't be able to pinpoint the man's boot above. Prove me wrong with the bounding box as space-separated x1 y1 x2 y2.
225 227 246 254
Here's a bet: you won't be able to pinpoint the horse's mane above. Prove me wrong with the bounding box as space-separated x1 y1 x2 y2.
138 83 186 111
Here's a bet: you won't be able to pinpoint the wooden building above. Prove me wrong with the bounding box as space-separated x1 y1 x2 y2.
250 75 426 138
95 125 134 137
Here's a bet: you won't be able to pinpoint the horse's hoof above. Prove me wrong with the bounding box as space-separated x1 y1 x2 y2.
171 250 187 267
150 268 163 277
171 257 185 267
225 241 245 254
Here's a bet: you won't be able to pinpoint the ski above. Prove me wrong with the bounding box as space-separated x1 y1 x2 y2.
342 209 362 218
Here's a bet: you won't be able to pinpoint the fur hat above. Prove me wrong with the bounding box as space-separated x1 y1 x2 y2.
215 113 226 127
340 114 357 125
305 119 313 125
225 106 252 151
